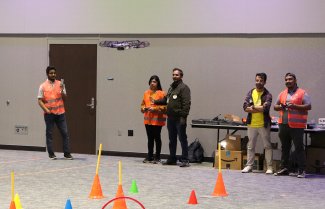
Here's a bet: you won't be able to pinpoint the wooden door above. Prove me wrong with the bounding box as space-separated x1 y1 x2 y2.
49 44 97 154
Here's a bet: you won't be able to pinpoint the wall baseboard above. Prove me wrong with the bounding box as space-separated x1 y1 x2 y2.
0 145 46 152
102 150 214 162
0 146 214 162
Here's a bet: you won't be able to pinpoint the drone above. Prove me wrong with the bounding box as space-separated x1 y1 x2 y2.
99 40 150 50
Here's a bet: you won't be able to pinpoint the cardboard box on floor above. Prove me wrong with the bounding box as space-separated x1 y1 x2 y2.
225 134 241 151
215 150 242 170
306 147 325 175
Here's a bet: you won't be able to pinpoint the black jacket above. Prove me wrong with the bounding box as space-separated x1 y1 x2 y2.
155 80 191 118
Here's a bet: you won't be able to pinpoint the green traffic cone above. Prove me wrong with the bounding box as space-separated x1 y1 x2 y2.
129 180 139 194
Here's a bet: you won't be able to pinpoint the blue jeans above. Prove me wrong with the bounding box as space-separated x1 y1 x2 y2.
44 113 70 154
167 117 188 162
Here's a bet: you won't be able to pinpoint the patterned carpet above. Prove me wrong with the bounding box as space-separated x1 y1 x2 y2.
0 149 324 209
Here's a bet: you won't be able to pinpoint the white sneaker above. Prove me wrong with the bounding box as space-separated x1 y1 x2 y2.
265 169 273 174
242 166 252 173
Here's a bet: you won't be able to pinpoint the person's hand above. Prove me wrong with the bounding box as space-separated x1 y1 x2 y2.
286 103 295 109
180 117 186 125
263 102 268 108
141 108 146 113
280 103 287 110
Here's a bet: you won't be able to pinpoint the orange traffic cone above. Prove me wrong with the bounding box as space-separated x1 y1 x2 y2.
89 174 105 199
112 184 128 209
212 172 228 197
187 190 198 204
9 201 16 209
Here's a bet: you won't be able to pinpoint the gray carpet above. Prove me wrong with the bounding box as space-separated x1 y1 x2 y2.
0 150 324 209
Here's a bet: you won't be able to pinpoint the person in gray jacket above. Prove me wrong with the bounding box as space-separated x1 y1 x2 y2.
154 68 191 167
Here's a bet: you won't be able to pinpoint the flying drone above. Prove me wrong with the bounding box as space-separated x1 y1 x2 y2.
99 40 150 50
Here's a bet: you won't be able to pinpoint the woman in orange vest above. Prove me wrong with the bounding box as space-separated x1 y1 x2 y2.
141 75 167 164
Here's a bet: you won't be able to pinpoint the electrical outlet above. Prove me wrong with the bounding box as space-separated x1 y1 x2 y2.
128 130 133 136
15 125 28 135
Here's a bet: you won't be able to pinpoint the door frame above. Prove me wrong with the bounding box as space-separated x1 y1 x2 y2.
47 38 100 153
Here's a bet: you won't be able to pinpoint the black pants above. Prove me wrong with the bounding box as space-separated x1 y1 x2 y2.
145 125 162 160
279 124 306 171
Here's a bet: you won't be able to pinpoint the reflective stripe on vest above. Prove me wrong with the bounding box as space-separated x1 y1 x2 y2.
142 90 166 126
41 80 65 115
278 88 307 128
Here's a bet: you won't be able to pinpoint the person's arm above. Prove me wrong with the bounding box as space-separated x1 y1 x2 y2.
262 92 272 113
153 96 167 105
243 90 259 113
179 85 191 117
140 99 147 113
274 94 285 111
38 98 51 114
287 93 311 111
37 86 51 114
60 81 67 100
251 91 273 113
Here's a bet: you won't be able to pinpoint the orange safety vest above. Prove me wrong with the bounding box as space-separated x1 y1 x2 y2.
278 88 308 128
141 90 167 126
40 80 65 114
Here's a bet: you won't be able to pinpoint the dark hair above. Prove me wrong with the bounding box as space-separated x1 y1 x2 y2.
285 72 296 79
256 73 267 81
46 66 56 74
173 68 183 77
148 75 162 90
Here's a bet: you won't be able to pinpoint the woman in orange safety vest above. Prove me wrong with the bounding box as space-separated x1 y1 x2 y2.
141 75 167 164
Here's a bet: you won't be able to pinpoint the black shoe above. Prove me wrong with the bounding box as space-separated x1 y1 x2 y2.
274 168 289 176
64 153 73 160
152 158 161 164
49 153 57 160
162 159 177 165
179 160 190 167
143 158 153 163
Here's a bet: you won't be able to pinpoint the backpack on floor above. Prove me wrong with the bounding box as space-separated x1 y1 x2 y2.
188 138 204 163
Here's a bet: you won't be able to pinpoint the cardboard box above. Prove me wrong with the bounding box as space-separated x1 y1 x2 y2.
306 147 325 175
225 134 241 151
215 150 242 170
243 154 263 170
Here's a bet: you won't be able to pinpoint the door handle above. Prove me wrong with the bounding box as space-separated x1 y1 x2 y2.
86 97 95 109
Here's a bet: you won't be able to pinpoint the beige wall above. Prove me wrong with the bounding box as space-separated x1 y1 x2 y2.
1 0 325 34
1 35 325 157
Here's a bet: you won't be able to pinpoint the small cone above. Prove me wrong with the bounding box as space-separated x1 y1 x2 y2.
14 194 23 209
112 184 128 209
64 199 72 209
187 190 198 204
9 201 16 209
129 180 138 194
212 172 228 197
89 174 105 199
